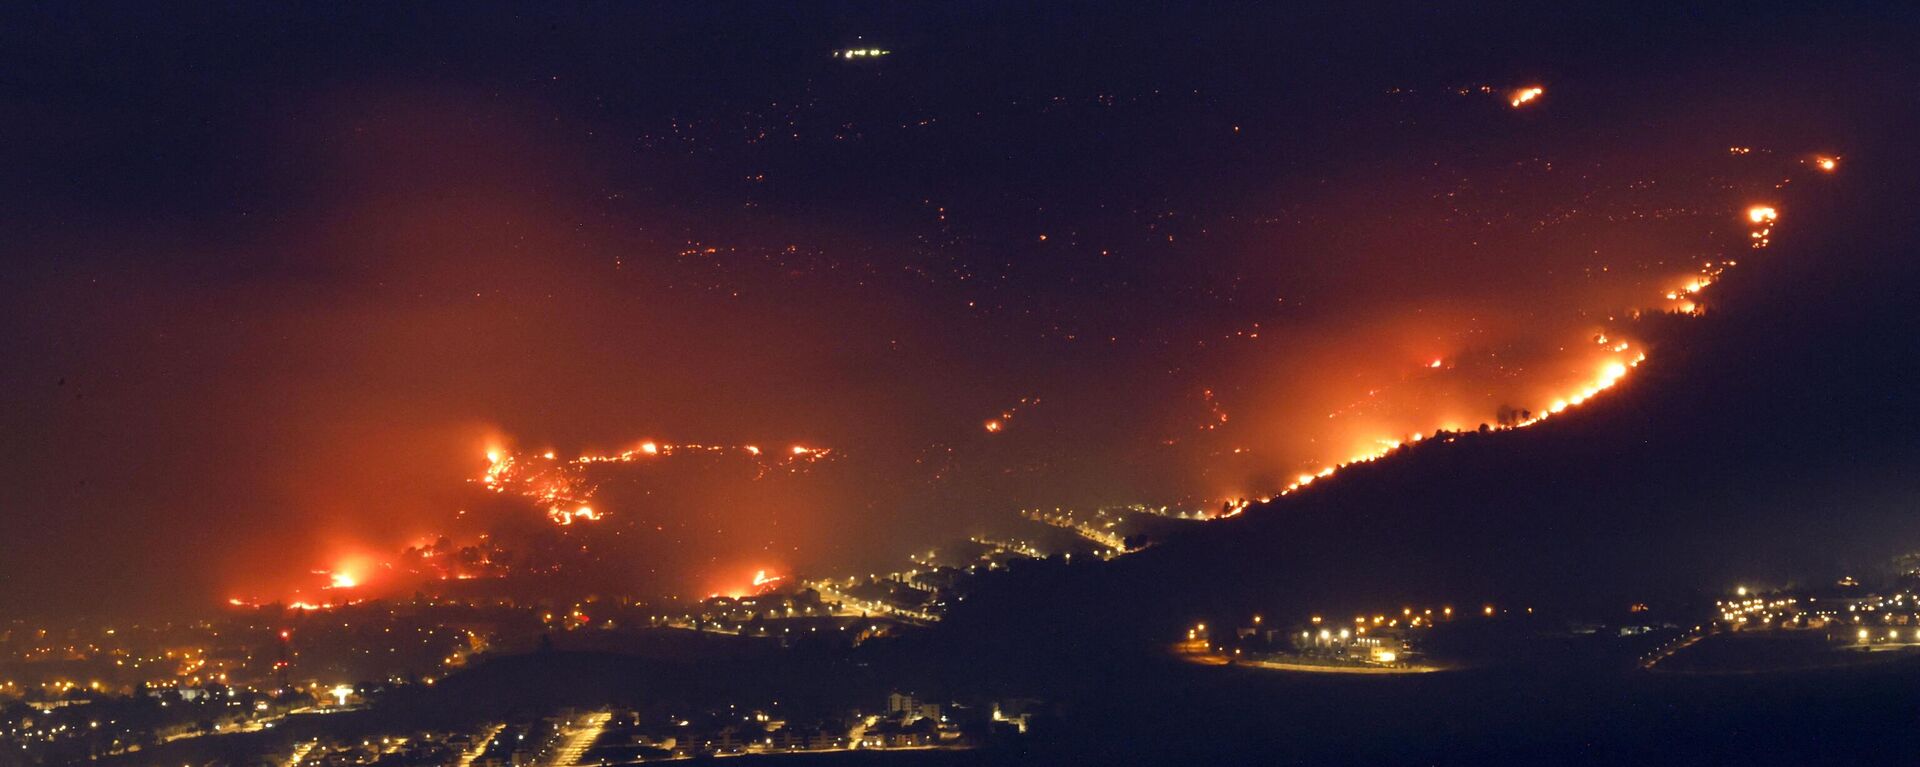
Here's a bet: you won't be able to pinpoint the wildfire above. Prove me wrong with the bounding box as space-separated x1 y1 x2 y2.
874 182 1805 586
225 593 362 612
982 396 1040 433
1250 199 1784 507
481 449 513 491
476 438 839 526
1257 351 1648 502
1508 86 1544 108
1200 389 1229 430
1746 205 1779 249
547 505 601 525
788 445 832 461
709 568 785 599
237 133 1837 617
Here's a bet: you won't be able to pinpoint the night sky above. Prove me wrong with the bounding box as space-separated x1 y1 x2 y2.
2 3 1915 617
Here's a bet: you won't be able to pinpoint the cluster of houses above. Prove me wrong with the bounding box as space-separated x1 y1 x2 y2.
538 692 1039 763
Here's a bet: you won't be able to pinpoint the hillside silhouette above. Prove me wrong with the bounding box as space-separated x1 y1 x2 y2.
924 160 1920 674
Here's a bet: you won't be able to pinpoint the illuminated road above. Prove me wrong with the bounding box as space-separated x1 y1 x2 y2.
1641 632 1705 670
1023 510 1132 555
283 740 318 767
102 707 313 757
803 581 937 624
458 723 506 767
546 711 610 766
1239 658 1446 674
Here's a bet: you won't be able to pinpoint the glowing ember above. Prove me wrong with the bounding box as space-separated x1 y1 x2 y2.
1508 86 1544 108
1200 389 1228 430
1746 205 1780 249
982 397 1040 433
548 505 601 525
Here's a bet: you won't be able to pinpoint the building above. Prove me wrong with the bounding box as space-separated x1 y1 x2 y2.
887 691 942 723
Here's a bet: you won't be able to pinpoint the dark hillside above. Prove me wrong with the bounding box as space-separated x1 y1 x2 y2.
925 159 1920 675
